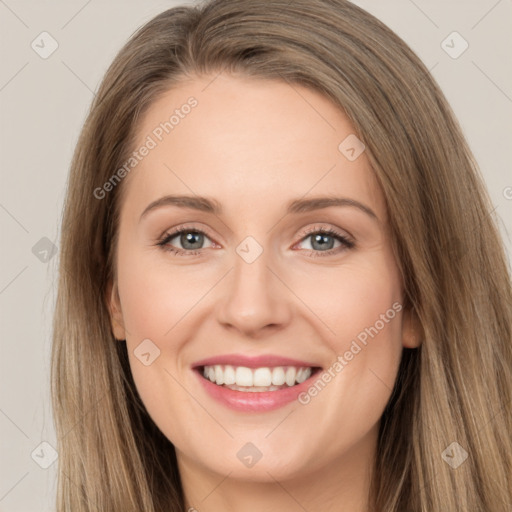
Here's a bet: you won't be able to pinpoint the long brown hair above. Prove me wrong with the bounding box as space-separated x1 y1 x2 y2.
51 0 512 510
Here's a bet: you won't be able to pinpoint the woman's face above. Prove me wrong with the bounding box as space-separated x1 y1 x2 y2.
108 73 419 484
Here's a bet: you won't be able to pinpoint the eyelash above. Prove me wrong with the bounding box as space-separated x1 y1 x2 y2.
156 225 355 258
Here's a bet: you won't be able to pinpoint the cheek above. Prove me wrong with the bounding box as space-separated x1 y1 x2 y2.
116 246 212 339
290 259 404 429
333 265 404 390
289 254 404 356
115 248 216 436
332 274 403 357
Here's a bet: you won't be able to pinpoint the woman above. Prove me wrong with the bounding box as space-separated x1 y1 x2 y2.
51 0 512 510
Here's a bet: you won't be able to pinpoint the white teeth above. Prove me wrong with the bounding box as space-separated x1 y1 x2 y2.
223 365 236 385
271 367 286 386
215 365 224 385
235 366 253 386
285 367 296 387
202 365 314 389
296 367 312 384
253 368 272 387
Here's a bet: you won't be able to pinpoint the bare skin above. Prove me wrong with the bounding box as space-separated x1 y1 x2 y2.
108 73 420 512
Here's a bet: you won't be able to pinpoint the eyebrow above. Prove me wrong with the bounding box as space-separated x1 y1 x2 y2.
139 194 378 221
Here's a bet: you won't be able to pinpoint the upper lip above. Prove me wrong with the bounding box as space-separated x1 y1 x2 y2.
192 354 322 369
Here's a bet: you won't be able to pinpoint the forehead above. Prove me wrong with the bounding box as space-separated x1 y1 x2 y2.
120 73 386 222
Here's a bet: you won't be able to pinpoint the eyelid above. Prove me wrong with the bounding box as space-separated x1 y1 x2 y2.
157 222 216 243
297 223 353 242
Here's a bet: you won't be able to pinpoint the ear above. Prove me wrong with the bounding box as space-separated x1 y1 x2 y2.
401 306 422 349
106 279 126 340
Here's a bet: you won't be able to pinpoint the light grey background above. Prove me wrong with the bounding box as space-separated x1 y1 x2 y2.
0 1 511 510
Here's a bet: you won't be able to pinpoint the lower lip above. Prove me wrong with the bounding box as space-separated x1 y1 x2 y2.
194 368 321 412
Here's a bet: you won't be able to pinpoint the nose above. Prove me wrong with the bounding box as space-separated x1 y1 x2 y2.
216 247 293 338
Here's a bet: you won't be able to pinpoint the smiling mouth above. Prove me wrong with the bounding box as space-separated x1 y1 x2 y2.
198 364 322 392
